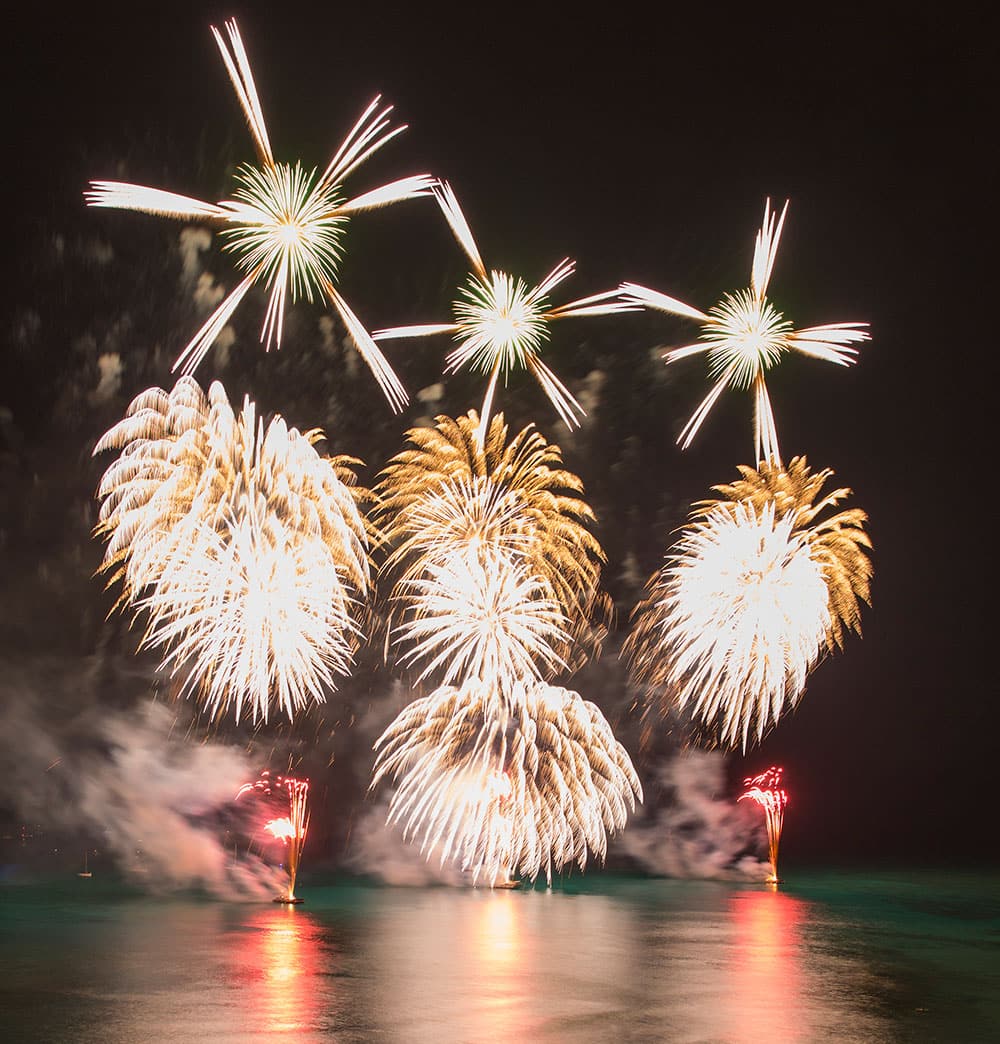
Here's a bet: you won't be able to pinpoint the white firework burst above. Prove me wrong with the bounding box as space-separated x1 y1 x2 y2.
629 500 831 750
392 548 570 692
371 680 642 886
621 199 869 465
87 18 433 410
375 180 634 441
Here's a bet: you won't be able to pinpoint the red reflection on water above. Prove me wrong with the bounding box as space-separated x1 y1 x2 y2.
726 887 808 1041
242 906 327 1036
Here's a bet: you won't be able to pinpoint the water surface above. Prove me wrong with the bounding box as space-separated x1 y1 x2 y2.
2 871 997 1042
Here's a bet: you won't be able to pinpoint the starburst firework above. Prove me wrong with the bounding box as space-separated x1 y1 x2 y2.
621 199 869 464
372 680 642 885
375 411 611 669
625 458 871 749
94 377 370 723
375 181 633 439
86 19 433 409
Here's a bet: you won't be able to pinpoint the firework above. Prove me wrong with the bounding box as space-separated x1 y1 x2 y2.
371 680 642 886
375 181 633 440
739 767 788 883
86 19 432 409
625 458 871 750
621 199 869 465
375 411 611 670
238 771 310 901
393 549 570 692
94 377 371 723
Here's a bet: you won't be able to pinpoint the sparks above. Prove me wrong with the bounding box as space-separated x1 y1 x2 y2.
375 411 611 672
739 767 788 883
86 18 433 410
94 377 371 724
371 680 642 886
238 771 310 901
621 199 869 465
624 458 871 750
375 181 634 441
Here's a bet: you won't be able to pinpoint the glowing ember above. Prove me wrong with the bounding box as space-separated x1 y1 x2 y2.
264 818 297 842
238 771 310 901
739 767 788 883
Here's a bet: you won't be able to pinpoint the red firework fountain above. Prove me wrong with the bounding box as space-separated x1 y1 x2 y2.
238 771 310 903
739 767 788 884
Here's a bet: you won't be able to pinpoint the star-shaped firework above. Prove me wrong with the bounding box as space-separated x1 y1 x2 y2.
87 19 433 410
621 199 869 465
375 181 634 442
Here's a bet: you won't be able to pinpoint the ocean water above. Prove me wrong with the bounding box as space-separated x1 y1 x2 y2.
1 870 997 1043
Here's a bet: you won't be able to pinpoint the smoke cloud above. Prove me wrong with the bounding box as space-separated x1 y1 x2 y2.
0 655 283 899
614 748 769 880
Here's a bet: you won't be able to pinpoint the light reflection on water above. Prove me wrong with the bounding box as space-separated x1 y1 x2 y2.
1 873 997 1042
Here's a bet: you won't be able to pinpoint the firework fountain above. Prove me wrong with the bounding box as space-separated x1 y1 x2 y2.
238 771 311 903
739 767 788 884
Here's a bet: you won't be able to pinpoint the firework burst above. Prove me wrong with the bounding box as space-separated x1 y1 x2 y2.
238 771 310 901
87 19 433 409
375 181 633 439
375 411 611 669
624 458 871 750
393 550 570 692
94 377 371 723
371 680 642 886
621 199 869 465
739 767 788 883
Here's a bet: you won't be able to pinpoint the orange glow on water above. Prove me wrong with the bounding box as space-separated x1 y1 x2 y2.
727 888 807 1041
244 907 326 1036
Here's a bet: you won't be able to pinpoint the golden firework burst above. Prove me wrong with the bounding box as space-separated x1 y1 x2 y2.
95 377 371 723
371 679 642 886
375 411 611 671
624 457 872 750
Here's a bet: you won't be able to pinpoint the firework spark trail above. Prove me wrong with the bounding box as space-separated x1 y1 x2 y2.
375 180 635 441
624 458 872 750
94 377 371 724
739 767 788 882
238 771 310 900
375 411 611 670
620 199 869 466
86 18 433 409
371 680 642 886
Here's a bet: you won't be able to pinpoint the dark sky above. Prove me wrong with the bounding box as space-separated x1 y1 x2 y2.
5 5 995 865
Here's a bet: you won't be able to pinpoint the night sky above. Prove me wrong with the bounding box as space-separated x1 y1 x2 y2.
4 5 994 868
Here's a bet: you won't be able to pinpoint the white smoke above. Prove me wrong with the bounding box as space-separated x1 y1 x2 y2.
0 656 283 899
614 749 770 880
